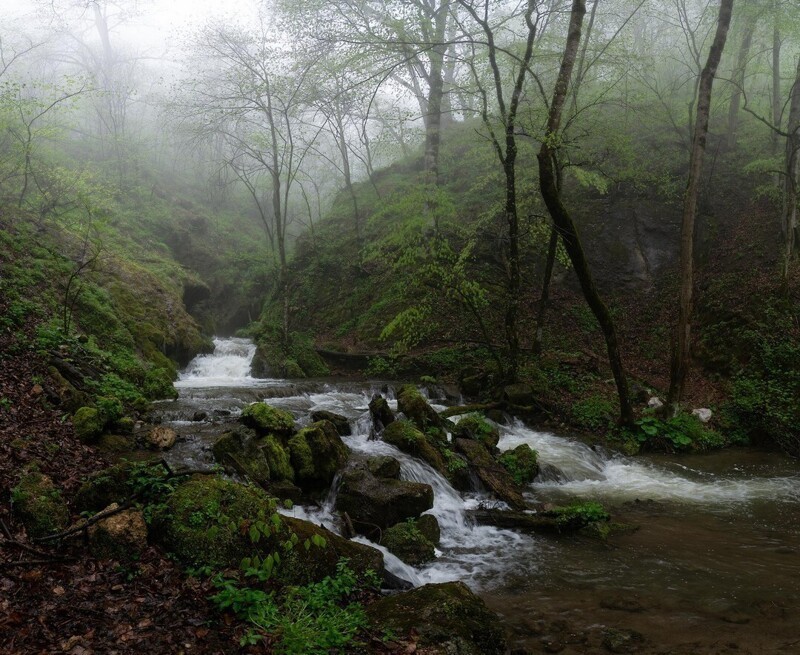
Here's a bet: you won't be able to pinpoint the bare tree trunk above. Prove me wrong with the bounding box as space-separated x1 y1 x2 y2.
772 18 782 155
781 58 800 287
726 21 755 150
533 226 559 356
537 0 634 425
668 0 735 408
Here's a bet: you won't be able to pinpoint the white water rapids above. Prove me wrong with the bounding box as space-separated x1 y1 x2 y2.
168 338 800 591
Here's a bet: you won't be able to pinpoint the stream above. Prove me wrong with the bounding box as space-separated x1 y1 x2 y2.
155 338 800 654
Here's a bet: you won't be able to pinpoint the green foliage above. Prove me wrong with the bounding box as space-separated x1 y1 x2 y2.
553 501 610 528
571 395 616 432
366 355 400 377
143 367 177 400
443 448 467 474
211 560 370 654
623 413 724 453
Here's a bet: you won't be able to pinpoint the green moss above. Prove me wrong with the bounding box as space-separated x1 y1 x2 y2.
288 432 315 479
263 436 294 482
241 403 295 437
73 406 106 444
287 421 349 490
397 385 446 441
212 428 272 486
74 464 134 514
381 520 436 565
11 472 70 538
143 367 178 400
498 444 539 486
452 413 499 449
553 501 610 528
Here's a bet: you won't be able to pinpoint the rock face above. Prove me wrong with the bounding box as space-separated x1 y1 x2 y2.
366 582 506 655
146 426 177 450
335 465 434 534
310 410 351 436
89 504 148 559
287 420 349 491
503 383 535 406
155 477 383 582
455 438 527 510
383 420 448 475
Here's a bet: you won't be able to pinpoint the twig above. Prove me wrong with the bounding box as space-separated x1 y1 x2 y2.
33 501 134 543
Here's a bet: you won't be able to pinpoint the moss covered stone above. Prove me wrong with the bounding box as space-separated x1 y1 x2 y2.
156 477 383 582
381 520 436 565
240 402 295 437
88 505 148 560
367 455 401 479
498 444 539 485
73 463 135 514
416 513 441 545
212 427 272 486
383 420 450 480
73 406 106 444
397 385 447 441
12 472 69 538
452 414 500 449
287 420 349 491
310 410 351 436
366 582 506 655
454 438 527 510
262 436 294 482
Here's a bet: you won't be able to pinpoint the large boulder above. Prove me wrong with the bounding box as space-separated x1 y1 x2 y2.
310 410 351 436
88 504 148 560
240 402 295 437
454 438 527 510
155 477 383 582
397 385 447 441
288 420 349 491
212 427 272 486
335 466 433 535
11 472 69 538
381 519 436 566
366 582 506 655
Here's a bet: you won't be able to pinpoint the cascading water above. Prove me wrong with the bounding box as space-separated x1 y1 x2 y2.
163 337 800 637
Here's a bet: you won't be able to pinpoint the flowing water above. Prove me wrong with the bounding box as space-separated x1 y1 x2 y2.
156 338 800 654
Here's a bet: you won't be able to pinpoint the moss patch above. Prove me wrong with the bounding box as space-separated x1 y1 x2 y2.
72 406 106 444
498 444 539 485
240 403 295 437
12 472 70 538
381 520 436 565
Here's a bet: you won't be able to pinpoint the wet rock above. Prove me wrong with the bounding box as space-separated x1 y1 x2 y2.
381 519 436 565
452 413 500 449
310 410 351 436
367 455 401 479
383 420 449 477
250 345 273 378
147 426 177 450
335 465 433 534
369 394 395 430
416 513 441 545
602 628 644 653
468 509 560 533
397 385 447 441
600 595 646 613
455 438 527 510
192 411 208 422
692 407 713 423
240 402 295 437
11 472 69 538
366 581 506 655
88 504 147 560
287 420 349 491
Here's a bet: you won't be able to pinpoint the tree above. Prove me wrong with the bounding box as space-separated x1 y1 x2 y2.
667 0 735 407
537 0 634 424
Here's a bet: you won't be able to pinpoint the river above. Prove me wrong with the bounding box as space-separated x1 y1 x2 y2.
154 337 800 654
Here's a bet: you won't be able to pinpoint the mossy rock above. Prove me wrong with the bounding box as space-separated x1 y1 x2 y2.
262 435 294 482
96 433 135 454
383 420 450 480
335 466 433 534
73 406 106 444
212 427 272 486
416 513 441 545
155 477 383 582
73 463 135 513
240 402 295 437
310 410 351 436
453 414 500 449
367 455 401 479
47 366 90 413
88 505 148 560
11 472 70 539
368 394 395 430
454 438 527 510
366 582 506 655
287 420 349 491
397 385 447 441
498 444 539 485
381 520 436 566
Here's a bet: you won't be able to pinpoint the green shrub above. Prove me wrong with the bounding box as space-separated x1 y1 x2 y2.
553 501 609 528
626 413 724 453
571 395 616 431
143 367 177 400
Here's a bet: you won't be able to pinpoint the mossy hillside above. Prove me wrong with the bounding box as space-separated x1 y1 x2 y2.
11 472 70 538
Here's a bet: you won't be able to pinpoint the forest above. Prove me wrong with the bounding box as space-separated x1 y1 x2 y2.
1 0 799 653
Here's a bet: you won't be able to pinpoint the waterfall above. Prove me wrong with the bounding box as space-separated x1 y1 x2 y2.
177 337 261 388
